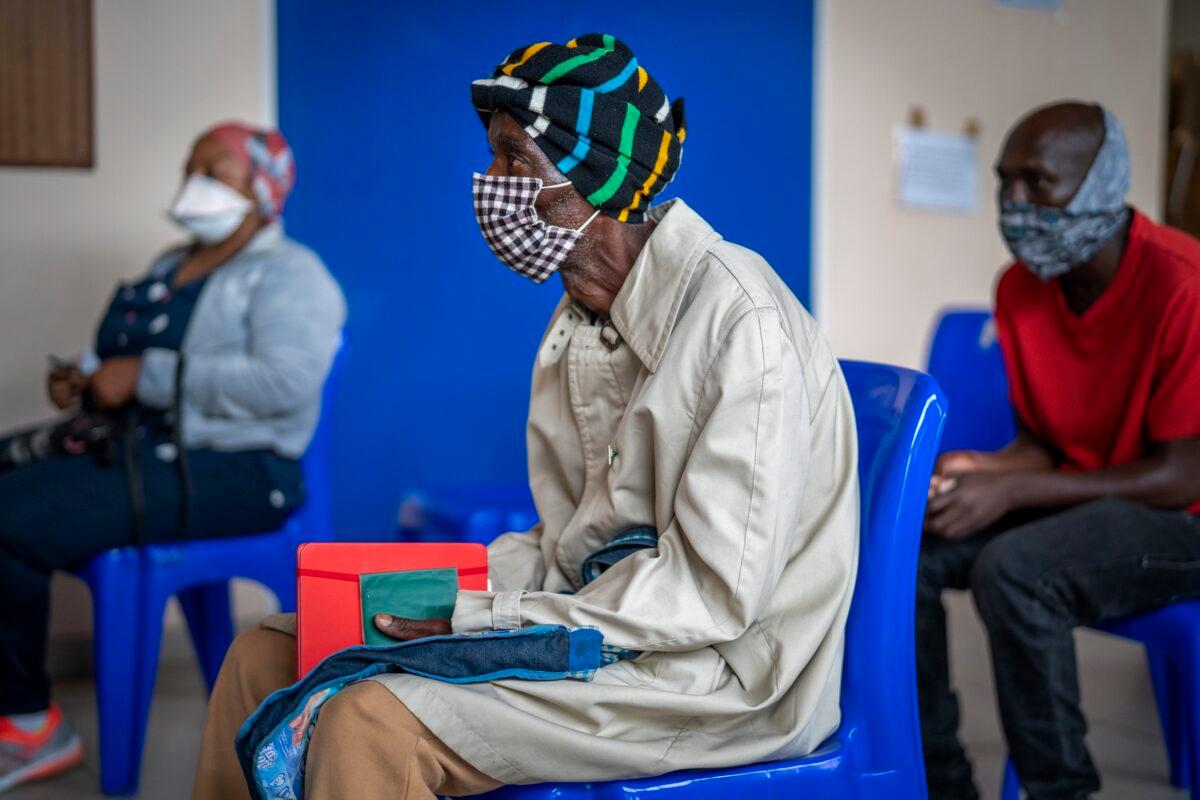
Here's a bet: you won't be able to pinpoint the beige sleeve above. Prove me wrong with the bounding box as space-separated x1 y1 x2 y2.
452 308 809 649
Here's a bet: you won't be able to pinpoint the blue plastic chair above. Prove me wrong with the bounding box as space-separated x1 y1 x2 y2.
925 310 1200 800
397 482 537 545
441 360 945 799
76 338 344 796
925 308 1016 453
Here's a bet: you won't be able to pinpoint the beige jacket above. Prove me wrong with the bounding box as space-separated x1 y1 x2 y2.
377 199 859 784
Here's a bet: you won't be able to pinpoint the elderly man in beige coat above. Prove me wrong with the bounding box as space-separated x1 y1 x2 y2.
192 34 859 800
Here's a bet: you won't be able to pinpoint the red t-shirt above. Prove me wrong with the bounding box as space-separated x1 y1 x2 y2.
995 210 1200 511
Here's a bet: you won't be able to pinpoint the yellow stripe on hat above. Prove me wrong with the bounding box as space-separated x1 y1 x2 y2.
566 38 578 48
503 42 551 75
636 66 648 91
617 129 673 222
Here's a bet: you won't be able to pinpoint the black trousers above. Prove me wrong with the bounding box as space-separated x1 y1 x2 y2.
917 497 1200 800
0 437 302 714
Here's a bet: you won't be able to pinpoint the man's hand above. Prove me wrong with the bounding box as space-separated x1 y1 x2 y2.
930 450 988 498
89 357 142 409
373 614 452 642
925 472 1016 540
935 450 988 476
47 365 86 409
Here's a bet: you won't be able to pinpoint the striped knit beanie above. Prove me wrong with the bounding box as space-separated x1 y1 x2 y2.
472 34 686 224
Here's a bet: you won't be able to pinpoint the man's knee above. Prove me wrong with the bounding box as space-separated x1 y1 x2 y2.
314 682 414 748
968 530 1049 625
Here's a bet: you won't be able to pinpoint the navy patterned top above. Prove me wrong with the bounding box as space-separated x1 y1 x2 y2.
95 267 207 359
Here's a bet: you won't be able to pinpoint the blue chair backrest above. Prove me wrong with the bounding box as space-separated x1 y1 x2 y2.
926 309 1016 453
285 332 347 541
838 360 947 773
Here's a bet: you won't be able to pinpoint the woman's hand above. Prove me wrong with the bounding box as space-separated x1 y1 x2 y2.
90 357 143 409
373 614 452 642
925 472 1017 540
47 365 86 409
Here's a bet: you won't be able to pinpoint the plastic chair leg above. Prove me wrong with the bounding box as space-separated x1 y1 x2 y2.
1145 647 1189 789
1001 757 1020 800
1181 634 1200 800
84 550 145 796
106 577 173 798
178 582 235 693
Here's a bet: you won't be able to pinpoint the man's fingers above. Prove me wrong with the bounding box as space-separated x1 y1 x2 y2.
938 506 978 540
373 614 452 641
374 613 417 639
924 507 948 536
925 495 965 537
928 476 959 500
926 488 958 514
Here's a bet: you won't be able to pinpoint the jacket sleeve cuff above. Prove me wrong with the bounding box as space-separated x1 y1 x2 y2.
451 589 525 632
135 348 179 409
492 589 524 630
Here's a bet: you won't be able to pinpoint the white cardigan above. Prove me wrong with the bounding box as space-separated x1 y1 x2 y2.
127 223 345 459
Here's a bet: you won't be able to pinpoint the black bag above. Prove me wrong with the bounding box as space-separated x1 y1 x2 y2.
0 398 127 472
0 359 190 544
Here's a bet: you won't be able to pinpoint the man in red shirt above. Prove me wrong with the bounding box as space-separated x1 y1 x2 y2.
918 101 1200 800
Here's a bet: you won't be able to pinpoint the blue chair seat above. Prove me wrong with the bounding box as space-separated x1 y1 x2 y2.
482 741 852 799
423 359 948 800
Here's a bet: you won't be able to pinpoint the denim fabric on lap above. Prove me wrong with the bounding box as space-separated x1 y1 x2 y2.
235 626 602 800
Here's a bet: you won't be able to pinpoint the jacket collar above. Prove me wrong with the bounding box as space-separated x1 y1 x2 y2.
244 219 285 253
608 199 721 372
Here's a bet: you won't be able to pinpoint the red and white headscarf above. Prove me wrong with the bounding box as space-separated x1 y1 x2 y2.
202 122 296 219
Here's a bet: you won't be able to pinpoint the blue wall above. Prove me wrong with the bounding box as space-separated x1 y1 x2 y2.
277 1 815 534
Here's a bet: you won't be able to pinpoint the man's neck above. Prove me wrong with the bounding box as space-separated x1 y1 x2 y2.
563 219 656 319
1057 215 1132 315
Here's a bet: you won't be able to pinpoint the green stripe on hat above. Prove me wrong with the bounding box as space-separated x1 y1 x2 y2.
588 103 641 206
540 34 615 84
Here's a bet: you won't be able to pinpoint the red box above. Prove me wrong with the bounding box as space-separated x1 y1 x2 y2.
296 542 488 677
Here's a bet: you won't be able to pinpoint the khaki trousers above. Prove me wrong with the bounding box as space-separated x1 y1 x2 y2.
191 622 502 799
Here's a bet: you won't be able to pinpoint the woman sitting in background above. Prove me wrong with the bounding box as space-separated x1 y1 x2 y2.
0 122 345 793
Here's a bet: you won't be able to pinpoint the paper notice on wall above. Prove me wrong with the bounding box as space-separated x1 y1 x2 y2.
895 127 979 214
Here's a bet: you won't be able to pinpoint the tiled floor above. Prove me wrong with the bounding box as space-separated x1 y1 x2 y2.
11 593 1190 799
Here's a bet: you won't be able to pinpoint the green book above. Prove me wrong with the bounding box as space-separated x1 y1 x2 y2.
360 568 459 647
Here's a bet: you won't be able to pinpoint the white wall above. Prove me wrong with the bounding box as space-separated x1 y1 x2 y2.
0 0 274 644
0 0 272 430
817 0 1169 369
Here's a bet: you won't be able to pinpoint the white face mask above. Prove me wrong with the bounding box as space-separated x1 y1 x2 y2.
169 174 253 244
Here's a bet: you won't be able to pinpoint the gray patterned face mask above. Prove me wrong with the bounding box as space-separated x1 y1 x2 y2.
999 107 1131 281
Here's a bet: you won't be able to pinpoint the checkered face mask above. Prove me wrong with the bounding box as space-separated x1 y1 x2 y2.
472 172 600 283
